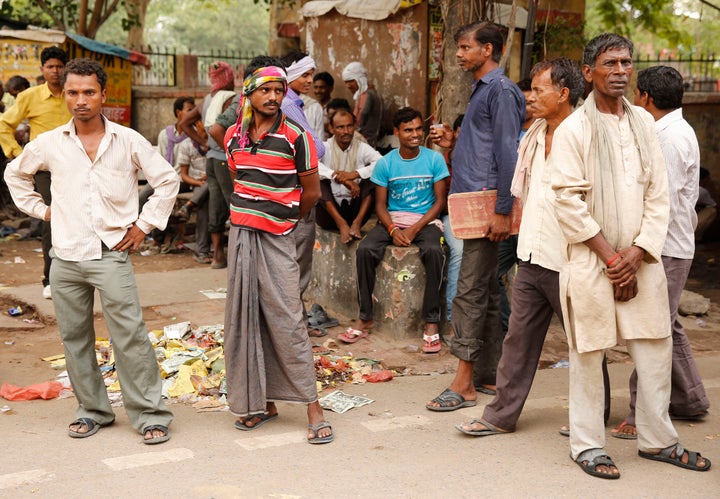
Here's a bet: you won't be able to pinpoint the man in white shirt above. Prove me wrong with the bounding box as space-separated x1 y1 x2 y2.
455 57 585 437
4 59 178 445
610 65 710 439
317 109 381 244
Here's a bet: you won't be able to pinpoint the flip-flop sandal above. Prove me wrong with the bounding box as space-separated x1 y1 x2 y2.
142 424 170 444
611 420 637 440
422 332 441 353
638 443 711 471
475 385 497 396
669 410 708 421
68 417 110 438
308 421 334 444
338 328 368 344
234 412 279 431
573 448 621 479
559 424 570 437
426 388 477 412
308 327 328 337
455 418 510 437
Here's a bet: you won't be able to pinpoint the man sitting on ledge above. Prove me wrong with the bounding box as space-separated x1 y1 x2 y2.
341 107 448 353
317 108 382 243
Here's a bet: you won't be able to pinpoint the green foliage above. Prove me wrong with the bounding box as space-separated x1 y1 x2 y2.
587 0 693 48
140 0 269 53
0 0 59 29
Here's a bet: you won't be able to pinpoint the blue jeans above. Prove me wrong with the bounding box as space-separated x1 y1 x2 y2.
441 214 463 322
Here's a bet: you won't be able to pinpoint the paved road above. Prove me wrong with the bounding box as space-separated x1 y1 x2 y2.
1 269 718 497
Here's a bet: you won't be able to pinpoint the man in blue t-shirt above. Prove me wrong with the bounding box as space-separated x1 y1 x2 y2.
338 108 449 353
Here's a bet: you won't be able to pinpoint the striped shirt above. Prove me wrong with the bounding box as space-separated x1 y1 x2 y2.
4 116 180 261
224 113 318 235
656 108 700 259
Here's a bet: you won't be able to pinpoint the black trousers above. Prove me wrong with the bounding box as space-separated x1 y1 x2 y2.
355 223 445 323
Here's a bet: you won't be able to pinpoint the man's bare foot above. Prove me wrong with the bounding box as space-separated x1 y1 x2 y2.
639 443 710 470
611 420 637 439
574 449 620 479
307 401 333 442
358 319 373 332
426 362 476 409
422 323 441 353
237 402 278 429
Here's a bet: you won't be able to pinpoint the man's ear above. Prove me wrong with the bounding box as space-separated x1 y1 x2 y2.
393 127 399 137
558 86 570 103
101 88 107 104
581 64 593 84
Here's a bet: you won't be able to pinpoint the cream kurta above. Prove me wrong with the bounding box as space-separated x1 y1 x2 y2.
550 98 670 353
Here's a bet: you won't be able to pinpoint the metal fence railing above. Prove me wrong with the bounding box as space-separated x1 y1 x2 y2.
132 46 176 86
131 47 254 87
634 54 719 92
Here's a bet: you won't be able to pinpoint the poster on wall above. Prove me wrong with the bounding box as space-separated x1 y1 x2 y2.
0 30 143 127
0 39 53 84
429 7 443 80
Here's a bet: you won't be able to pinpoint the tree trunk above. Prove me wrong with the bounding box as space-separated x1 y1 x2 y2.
125 0 151 49
434 0 480 124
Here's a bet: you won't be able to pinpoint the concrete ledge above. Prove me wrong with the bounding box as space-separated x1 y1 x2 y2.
305 228 447 340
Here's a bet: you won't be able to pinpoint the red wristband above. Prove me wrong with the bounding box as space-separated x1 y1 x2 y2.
387 224 397 236
606 253 620 266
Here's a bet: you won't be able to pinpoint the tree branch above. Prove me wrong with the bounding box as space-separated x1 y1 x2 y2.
35 0 67 30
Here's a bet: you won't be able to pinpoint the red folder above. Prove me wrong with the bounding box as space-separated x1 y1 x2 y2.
447 190 522 239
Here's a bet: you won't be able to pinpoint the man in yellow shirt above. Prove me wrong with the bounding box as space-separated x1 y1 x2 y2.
0 46 70 299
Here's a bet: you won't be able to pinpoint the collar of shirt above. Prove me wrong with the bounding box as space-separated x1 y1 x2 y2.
38 82 59 101
654 107 683 134
471 67 505 93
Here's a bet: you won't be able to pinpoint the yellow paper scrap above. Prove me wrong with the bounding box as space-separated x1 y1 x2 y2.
167 360 209 397
204 347 223 365
42 354 65 362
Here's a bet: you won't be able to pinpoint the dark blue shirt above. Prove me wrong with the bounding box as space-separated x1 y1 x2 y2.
450 67 525 214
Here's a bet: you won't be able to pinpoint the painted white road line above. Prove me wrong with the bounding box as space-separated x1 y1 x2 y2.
235 431 306 450
361 415 433 432
102 448 194 471
0 469 55 489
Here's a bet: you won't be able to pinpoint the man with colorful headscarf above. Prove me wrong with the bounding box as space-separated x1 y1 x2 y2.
222 55 333 444
342 61 383 147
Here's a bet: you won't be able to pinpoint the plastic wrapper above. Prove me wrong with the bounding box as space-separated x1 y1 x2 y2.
0 381 63 400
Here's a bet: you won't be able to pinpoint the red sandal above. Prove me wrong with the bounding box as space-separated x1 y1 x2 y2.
422 332 441 353
338 328 368 344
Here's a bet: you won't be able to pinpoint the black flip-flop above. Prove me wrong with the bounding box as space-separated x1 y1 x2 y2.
309 327 328 337
426 388 477 412
308 421 334 444
639 443 711 471
68 417 107 438
142 424 170 445
234 412 278 431
455 418 509 437
573 448 620 479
